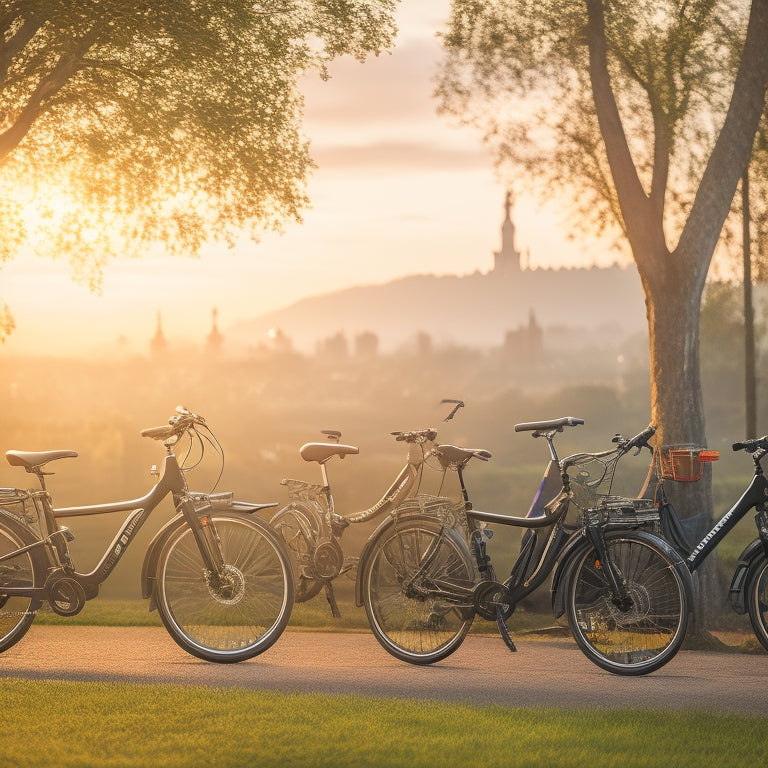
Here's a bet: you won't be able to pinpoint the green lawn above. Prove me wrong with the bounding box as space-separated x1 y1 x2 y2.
1 679 765 768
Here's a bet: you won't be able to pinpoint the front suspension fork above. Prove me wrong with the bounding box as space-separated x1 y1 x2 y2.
179 498 226 585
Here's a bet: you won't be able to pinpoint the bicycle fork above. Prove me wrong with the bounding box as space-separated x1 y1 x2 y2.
584 523 632 611
178 498 228 590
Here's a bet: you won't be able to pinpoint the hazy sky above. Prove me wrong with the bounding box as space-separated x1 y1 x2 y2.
1 2 603 356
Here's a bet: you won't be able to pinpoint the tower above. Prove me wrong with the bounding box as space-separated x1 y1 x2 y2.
493 191 522 275
150 311 168 357
206 307 223 354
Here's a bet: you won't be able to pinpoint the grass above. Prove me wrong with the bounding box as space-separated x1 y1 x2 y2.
1 678 766 768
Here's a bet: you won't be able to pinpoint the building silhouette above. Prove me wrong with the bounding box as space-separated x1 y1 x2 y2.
493 191 523 275
206 308 224 355
150 312 168 357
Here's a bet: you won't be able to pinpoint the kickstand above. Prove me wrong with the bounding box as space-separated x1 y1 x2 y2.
497 605 517 652
324 582 341 619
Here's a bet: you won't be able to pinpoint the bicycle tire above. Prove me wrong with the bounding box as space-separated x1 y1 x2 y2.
565 531 689 675
0 519 44 653
360 516 475 665
154 514 294 663
746 555 768 652
270 505 325 602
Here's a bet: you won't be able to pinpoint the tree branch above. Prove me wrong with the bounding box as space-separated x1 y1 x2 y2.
678 0 768 271
585 0 662 257
0 25 101 162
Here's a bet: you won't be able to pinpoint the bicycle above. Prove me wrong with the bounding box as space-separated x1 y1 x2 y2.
270 426 445 617
357 417 693 674
645 434 768 650
0 406 294 663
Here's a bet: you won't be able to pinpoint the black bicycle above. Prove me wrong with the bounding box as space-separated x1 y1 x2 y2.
0 407 294 662
647 435 768 650
356 418 693 674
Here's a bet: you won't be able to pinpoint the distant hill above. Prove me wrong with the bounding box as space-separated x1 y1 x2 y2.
226 266 647 354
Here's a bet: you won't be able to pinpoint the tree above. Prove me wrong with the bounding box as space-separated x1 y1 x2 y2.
438 0 768 626
0 0 397 339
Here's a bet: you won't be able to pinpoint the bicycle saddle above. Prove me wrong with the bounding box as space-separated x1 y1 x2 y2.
299 442 359 464
5 449 79 470
433 444 492 467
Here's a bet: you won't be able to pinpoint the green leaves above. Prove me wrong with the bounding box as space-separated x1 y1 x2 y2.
0 0 397 293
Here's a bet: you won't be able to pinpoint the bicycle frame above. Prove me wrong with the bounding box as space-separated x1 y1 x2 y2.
677 467 768 573
390 420 678 621
0 442 266 609
357 421 581 621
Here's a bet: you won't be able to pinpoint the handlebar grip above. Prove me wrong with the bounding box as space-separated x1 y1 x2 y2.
630 425 656 446
733 436 768 452
140 425 176 440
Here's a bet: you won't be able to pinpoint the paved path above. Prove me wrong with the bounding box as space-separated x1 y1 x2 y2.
2 627 767 715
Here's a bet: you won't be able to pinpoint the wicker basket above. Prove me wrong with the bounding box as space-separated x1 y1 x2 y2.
656 445 720 482
583 496 660 532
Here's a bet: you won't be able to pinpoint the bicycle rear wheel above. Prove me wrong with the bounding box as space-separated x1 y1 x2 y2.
0 520 43 653
270 505 325 602
155 514 294 663
565 532 689 675
361 517 475 664
746 556 768 652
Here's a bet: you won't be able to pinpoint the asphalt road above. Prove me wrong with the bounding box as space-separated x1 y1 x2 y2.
1 626 767 716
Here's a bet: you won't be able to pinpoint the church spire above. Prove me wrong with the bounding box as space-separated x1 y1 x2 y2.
150 311 168 357
206 307 223 354
493 190 521 275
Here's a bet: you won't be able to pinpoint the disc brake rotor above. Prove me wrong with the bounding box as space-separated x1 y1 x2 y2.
207 564 245 606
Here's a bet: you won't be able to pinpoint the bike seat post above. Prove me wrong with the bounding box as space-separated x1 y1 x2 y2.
319 461 335 516
544 433 560 464
456 464 470 507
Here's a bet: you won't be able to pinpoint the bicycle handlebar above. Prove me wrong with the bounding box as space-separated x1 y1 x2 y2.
732 436 768 454
614 424 656 455
391 428 438 444
141 406 207 441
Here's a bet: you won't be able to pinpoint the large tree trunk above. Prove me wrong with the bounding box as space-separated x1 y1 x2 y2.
642 258 724 630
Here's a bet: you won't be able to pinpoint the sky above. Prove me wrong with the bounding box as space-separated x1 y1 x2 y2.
1 1 605 357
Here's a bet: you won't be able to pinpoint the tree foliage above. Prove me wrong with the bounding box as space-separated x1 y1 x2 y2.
437 1 768 445
439 1 754 249
0 0 397 331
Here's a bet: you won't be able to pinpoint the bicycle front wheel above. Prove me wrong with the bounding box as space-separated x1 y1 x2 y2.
746 556 768 652
0 520 43 653
565 532 689 675
361 517 475 665
155 514 294 663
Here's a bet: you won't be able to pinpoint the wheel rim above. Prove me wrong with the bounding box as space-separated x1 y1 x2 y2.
750 560 768 641
366 524 472 658
0 526 37 645
160 518 290 656
570 537 685 669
